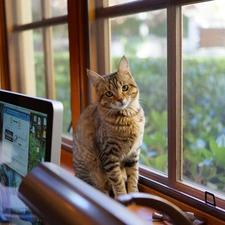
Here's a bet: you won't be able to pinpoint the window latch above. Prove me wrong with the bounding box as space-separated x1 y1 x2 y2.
205 191 216 207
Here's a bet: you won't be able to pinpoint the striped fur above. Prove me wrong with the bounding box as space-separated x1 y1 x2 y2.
73 56 145 197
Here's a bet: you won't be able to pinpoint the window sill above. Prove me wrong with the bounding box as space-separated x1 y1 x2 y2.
139 176 225 225
61 134 73 151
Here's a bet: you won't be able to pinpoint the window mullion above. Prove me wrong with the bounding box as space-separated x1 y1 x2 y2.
41 0 55 99
68 0 90 132
167 5 182 186
13 16 67 32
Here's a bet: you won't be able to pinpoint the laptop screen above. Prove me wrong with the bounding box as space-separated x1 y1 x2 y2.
0 90 63 225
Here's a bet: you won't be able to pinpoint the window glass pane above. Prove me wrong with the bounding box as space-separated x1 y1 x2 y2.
107 0 138 7
32 0 67 20
34 28 46 98
51 0 67 17
32 0 42 22
52 24 71 136
110 10 167 174
182 0 225 194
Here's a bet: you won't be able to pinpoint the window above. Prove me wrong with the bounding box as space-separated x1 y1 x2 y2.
90 0 225 219
3 0 89 149
182 0 225 196
4 0 71 136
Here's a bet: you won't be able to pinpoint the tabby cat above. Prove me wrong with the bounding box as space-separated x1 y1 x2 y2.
73 56 145 197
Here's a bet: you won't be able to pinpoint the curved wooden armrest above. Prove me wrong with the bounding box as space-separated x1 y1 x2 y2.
117 192 192 225
18 162 150 225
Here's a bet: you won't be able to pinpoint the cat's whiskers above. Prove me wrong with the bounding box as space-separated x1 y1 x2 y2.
138 97 147 108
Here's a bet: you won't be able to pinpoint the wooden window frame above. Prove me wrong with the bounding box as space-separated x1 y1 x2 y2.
67 0 90 133
91 0 225 220
0 0 10 89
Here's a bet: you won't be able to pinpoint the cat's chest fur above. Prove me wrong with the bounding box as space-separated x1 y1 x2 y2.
94 103 145 159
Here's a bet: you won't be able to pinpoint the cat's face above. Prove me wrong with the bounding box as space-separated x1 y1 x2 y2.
98 72 138 110
87 56 139 111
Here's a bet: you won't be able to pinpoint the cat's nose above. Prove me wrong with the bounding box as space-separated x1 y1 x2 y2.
118 98 123 103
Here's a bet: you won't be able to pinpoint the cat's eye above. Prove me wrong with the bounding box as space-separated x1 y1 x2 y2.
105 91 113 97
122 85 129 92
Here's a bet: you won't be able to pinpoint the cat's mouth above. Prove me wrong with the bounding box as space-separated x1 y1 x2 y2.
113 100 129 110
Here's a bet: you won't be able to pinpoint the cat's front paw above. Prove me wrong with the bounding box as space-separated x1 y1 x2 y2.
127 185 139 193
113 188 127 198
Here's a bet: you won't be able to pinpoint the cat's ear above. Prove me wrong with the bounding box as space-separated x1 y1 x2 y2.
87 69 104 88
118 56 131 75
